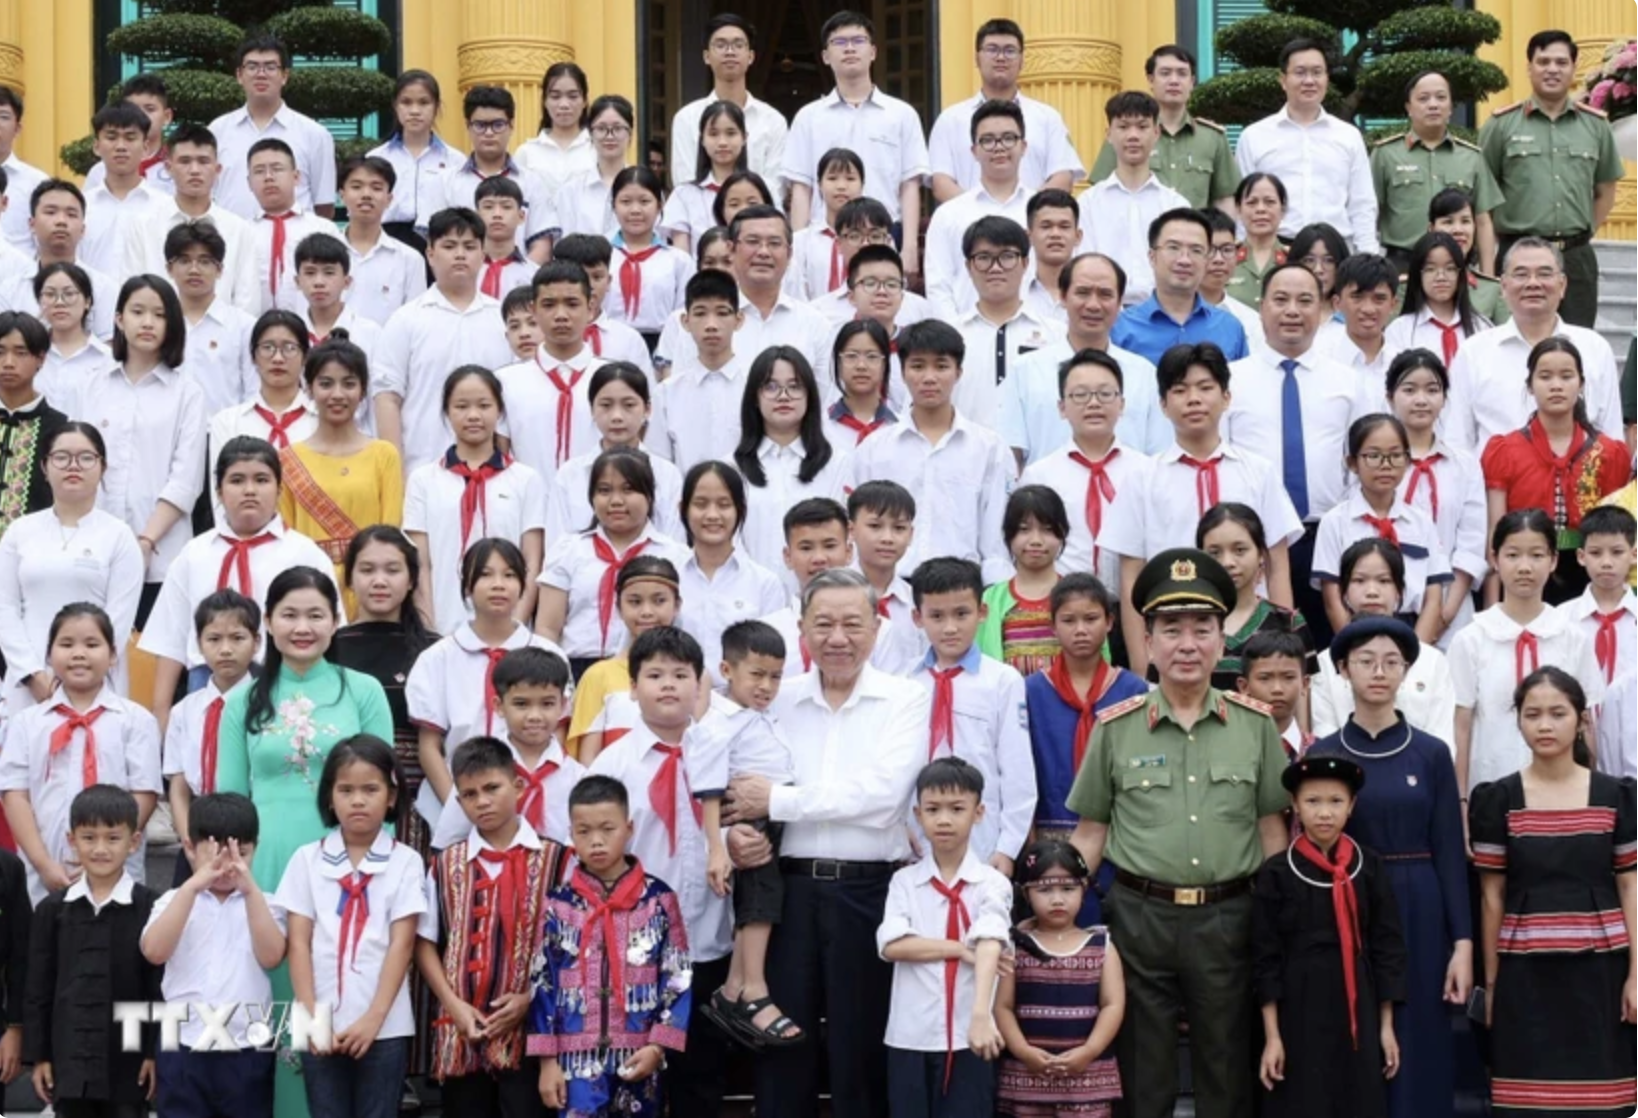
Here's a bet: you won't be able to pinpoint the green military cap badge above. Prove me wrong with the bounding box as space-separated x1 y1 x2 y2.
1132 548 1235 617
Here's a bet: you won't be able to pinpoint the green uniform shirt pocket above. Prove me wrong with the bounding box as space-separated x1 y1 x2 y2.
1118 766 1175 827
1208 761 1259 823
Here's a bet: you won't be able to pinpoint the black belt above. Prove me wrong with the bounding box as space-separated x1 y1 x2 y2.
781 857 899 881
1114 869 1253 906
1508 230 1592 252
1381 851 1432 862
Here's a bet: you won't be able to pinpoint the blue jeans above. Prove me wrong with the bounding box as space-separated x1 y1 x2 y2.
298 1036 409 1118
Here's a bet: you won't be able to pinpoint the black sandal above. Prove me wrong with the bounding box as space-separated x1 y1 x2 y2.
731 995 805 1048
700 987 765 1050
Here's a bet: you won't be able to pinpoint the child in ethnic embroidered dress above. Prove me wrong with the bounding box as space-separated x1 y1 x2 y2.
529 774 691 1118
417 736 572 1118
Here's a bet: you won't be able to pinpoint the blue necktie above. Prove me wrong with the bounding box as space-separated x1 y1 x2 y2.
1279 358 1310 520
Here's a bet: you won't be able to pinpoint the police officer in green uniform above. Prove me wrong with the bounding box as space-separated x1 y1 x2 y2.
1068 549 1289 1118
1088 45 1239 211
1480 29 1625 329
1372 69 1504 275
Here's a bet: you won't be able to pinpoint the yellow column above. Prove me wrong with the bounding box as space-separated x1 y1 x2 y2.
0 0 22 100
456 1 574 142
1014 0 1123 175
399 0 461 122
570 4 638 109
18 0 90 176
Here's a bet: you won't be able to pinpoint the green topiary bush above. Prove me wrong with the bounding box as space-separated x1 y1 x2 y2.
264 7 392 60
1189 68 1350 124
1355 50 1511 117
285 67 395 120
1215 14 1340 71
106 14 243 70
60 136 98 176
1373 6 1502 53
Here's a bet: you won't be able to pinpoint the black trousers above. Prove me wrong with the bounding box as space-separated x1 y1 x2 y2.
156 1048 276 1118
54 1103 148 1118
439 1065 546 1118
666 954 731 1117
885 1048 995 1118
754 868 895 1118
1289 521 1332 652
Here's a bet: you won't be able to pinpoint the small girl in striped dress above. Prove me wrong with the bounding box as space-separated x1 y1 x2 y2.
995 840 1125 1117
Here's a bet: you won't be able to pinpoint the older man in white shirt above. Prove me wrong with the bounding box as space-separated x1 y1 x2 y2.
669 14 789 192
724 568 930 1118
1234 38 1380 253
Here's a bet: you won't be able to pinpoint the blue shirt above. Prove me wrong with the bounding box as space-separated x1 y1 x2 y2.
1109 294 1251 368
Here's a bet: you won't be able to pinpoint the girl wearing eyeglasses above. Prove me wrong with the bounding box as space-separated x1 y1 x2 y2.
557 95 636 241
1385 231 1493 360
206 310 316 496
34 263 116 400
0 422 142 709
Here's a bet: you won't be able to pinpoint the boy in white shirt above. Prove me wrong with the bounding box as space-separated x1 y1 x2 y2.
243 137 342 314
474 176 538 300
495 260 602 484
293 232 382 356
759 497 855 676
163 222 258 417
0 86 48 253
80 101 166 276
337 154 426 325
442 86 556 261
809 198 935 326
208 32 338 221
908 558 1035 874
790 147 864 299
848 481 930 676
551 233 657 376
877 756 1010 1111
846 320 1015 583
924 99 1032 318
953 215 1066 431
84 74 175 196
501 287 542 362
1237 629 1313 759
1021 189 1079 325
1078 92 1189 306
1557 505 1638 687
1318 253 1403 384
815 246 929 408
647 269 747 473
139 792 285 1118
374 207 513 473
13 180 118 339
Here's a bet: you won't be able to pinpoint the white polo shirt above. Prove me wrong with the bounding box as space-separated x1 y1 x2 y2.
38 336 118 407
372 286 513 473
676 548 789 674
495 348 603 486
1383 306 1493 361
161 675 252 795
586 315 656 378
344 230 428 326
1235 106 1380 252
656 290 832 375
366 133 465 229
555 169 620 241
177 299 259 417
271 830 428 1036
997 339 1169 462
923 182 1031 317
1020 441 1153 592
539 525 691 658
927 90 1084 194
791 224 844 301
81 179 166 277
869 573 931 677
605 238 695 335
1397 441 1489 586
953 304 1066 432
782 87 930 223
1556 586 1638 687
1311 492 1453 613
123 201 262 315
515 130 597 206
207 393 319 479
671 93 790 194
660 178 730 245
1445 318 1624 453
145 883 274 1049
1076 173 1190 306
548 447 685 546
1099 441 1305 561
209 103 339 221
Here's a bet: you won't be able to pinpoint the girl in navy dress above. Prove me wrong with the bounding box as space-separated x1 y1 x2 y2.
1309 617 1472 1118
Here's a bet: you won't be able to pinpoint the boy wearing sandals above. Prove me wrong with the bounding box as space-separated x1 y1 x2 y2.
687 620 806 1051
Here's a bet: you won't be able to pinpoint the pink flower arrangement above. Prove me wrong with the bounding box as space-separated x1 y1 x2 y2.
1580 38 1636 122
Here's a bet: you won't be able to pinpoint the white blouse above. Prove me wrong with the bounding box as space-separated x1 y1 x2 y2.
738 437 850 581
676 548 788 674
539 525 691 658
547 448 686 546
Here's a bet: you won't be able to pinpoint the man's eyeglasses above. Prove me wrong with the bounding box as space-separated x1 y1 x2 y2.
468 119 511 136
975 133 1022 152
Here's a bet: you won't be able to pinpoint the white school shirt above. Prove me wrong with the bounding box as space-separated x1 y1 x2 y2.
953 305 1066 432
64 870 136 915
81 180 166 276
1021 275 1068 329
1445 318 1624 453
928 90 1084 192
417 820 551 944
344 230 428 326
145 884 273 1049
1077 174 1190 305
207 393 319 479
683 700 794 797
646 354 749 473
808 285 936 328
1383 307 1493 359
1450 606 1604 788
671 93 791 194
515 131 597 206
677 549 788 674
1317 325 1401 400
209 103 339 220
404 621 567 825
1100 442 1306 561
1020 442 1152 592
37 337 117 406
65 363 207 580
791 224 845 300
85 156 176 196
402 455 548 635
540 526 691 658
1556 587 1638 687
161 675 251 795
429 737 585 851
1311 494 1453 612
0 153 47 251
909 646 1036 861
588 720 733 962
759 603 805 678
783 87 930 224
122 201 261 314
249 209 344 315
555 169 621 241
659 179 732 244
367 134 465 229
998 339 1169 462
878 850 1013 1052
1596 669 1637 779
271 830 427 1036
373 287 513 473
138 519 339 669
868 571 932 678
585 315 657 378
495 348 604 485
177 300 259 416
4 259 118 340
845 411 1015 583
740 438 851 577
0 507 143 703
605 239 695 334
1224 344 1380 521
769 663 930 859
923 182 1032 317
549 448 684 545
440 158 559 244
656 291 833 376
476 249 536 305
0 686 161 903
1235 106 1380 252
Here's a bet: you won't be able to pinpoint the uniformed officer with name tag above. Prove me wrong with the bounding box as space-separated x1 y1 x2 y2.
1068 547 1289 1118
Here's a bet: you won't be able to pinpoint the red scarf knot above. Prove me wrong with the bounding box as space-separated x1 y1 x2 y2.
1068 449 1119 563
201 695 225 794
253 403 307 450
480 256 510 300
472 845 531 997
649 743 703 856
592 536 651 648
617 244 663 319
1047 654 1111 775
1432 319 1461 367
569 863 649 1025
335 872 374 999
835 412 887 444
1361 514 1399 546
517 760 560 833
1179 454 1221 517
1594 609 1624 682
1405 454 1442 521
49 704 106 787
1515 630 1540 684
1292 834 1364 1048
928 666 963 761
930 876 971 1094
216 531 276 596
447 457 503 554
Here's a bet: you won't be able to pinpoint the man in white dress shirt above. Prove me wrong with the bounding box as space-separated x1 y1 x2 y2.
1234 38 1380 253
1317 253 1404 387
926 18 1082 202
669 14 789 193
923 100 1032 318
1446 237 1625 453
208 33 337 221
0 87 46 253
1078 92 1190 307
723 567 930 1118
5 180 117 340
79 103 166 277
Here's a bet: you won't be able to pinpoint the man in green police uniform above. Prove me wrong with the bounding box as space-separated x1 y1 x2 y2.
1068 548 1288 1118
1088 45 1239 213
1371 69 1504 275
1480 28 1625 329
